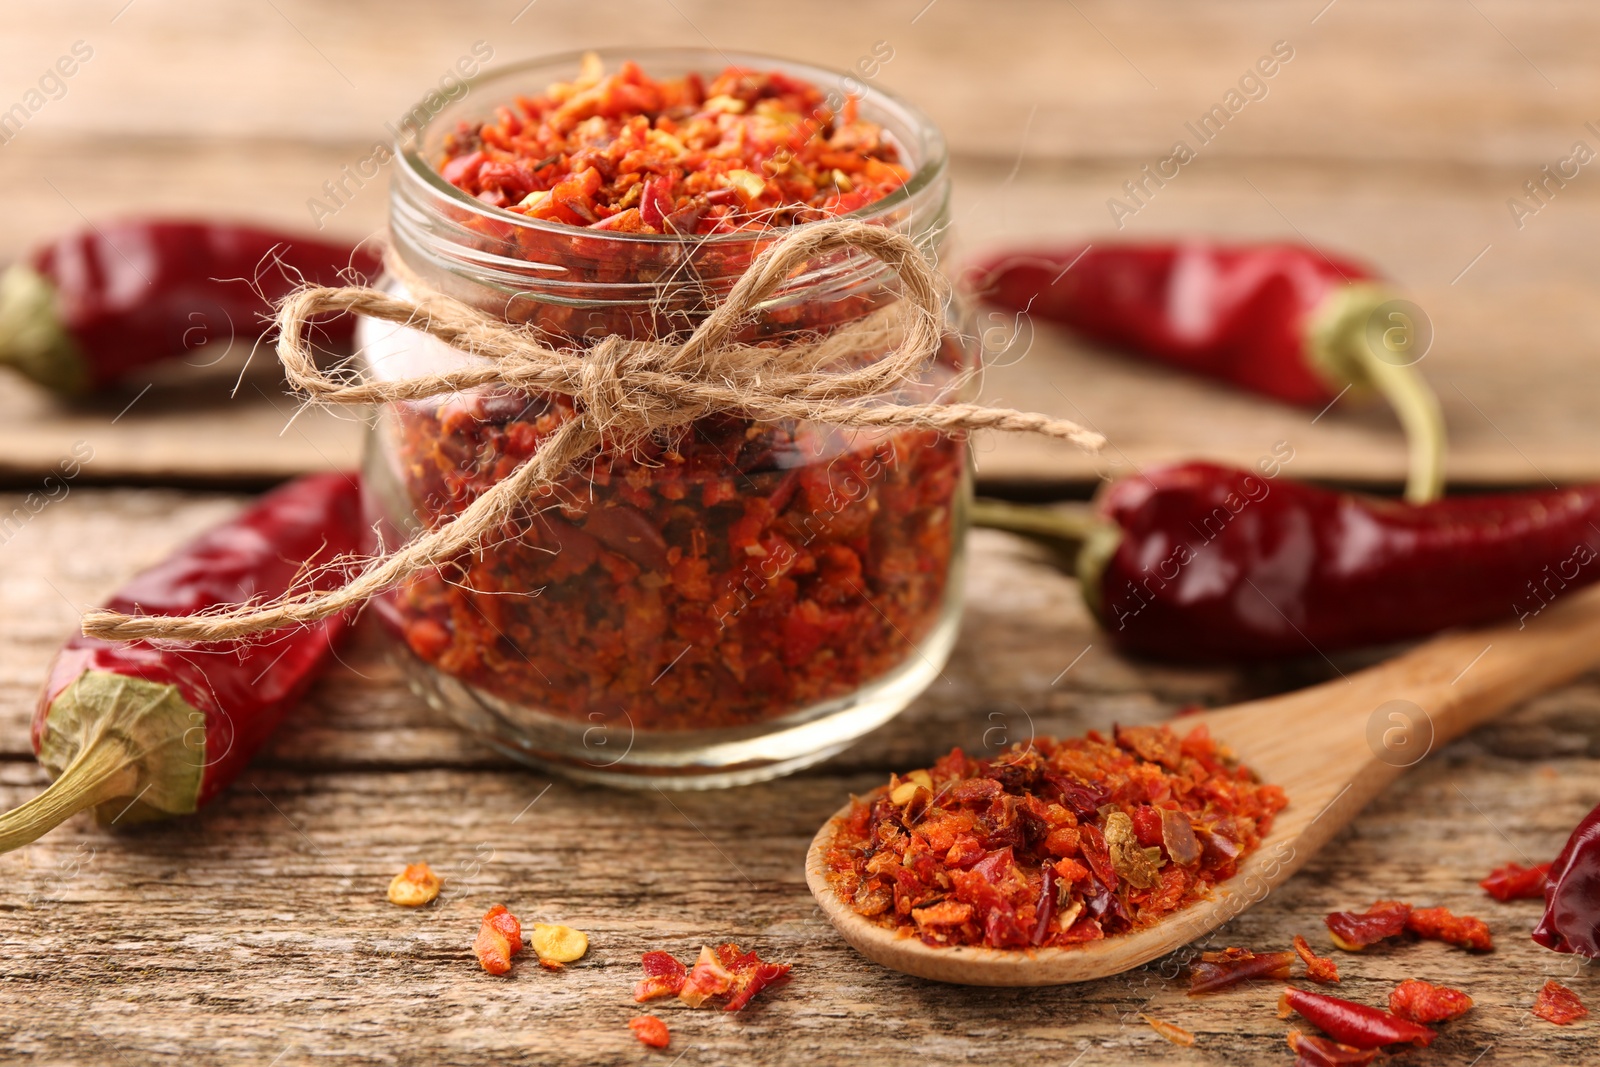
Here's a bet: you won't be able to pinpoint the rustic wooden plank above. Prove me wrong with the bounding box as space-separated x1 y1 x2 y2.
2 0 1594 166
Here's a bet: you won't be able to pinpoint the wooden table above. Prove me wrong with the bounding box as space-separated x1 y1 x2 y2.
2 3 1597 1064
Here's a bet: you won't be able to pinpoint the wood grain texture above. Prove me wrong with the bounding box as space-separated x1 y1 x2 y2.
1 490 1597 1064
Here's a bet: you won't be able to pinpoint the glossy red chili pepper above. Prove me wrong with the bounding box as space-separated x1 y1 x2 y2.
0 473 363 853
1279 988 1437 1049
969 241 1445 502
1078 462 1600 661
1532 800 1600 957
0 219 379 393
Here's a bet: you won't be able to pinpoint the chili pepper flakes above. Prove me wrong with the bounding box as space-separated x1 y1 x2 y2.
1139 1014 1196 1047
1531 979 1588 1025
474 904 525 975
628 1015 671 1049
631 945 791 1012
1286 1029 1379 1067
1405 906 1493 951
1388 979 1473 1024
437 53 909 233
1293 935 1340 983
1187 947 1295 995
384 400 965 733
387 862 442 907
1480 860 1551 902
1324 900 1411 951
824 725 1288 950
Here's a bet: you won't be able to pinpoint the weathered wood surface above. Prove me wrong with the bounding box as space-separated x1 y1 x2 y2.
1 1 1598 488
1 491 1596 1065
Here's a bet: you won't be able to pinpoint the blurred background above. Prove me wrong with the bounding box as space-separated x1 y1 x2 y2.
2 0 1596 493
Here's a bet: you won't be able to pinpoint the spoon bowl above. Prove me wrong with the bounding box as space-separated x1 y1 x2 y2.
806 584 1600 985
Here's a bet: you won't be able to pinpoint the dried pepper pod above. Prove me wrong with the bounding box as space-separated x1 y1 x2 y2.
0 473 363 853
1532 800 1600 957
969 241 1446 502
973 462 1600 661
1279 988 1437 1049
0 219 378 393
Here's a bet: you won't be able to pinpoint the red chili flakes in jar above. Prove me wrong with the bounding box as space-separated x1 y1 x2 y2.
1293 934 1340 983
824 725 1289 949
386 404 964 732
437 52 910 232
1531 979 1588 1025
1388 979 1473 1024
628 1015 671 1049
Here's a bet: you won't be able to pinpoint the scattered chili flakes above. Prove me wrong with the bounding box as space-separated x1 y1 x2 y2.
1531 979 1588 1025
1286 1029 1379 1067
1139 1014 1196 1047
1389 979 1474 1024
1187 947 1295 995
628 1015 671 1049
474 904 525 975
633 945 791 1011
386 862 441 907
825 727 1288 950
633 950 689 1002
1480 860 1552 902
1405 906 1493 951
1293 934 1340 983
437 53 910 233
531 922 589 964
1324 900 1411 951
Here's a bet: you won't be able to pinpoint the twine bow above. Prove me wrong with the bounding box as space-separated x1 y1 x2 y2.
82 219 1103 643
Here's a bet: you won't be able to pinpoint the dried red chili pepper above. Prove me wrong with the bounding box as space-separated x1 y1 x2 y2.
1187 947 1294 995
474 903 524 975
1531 979 1588 1025
438 53 909 233
1480 860 1551 902
0 220 378 393
1405 905 1493 951
1073 463 1600 661
1324 900 1410 951
1532 800 1600 958
1293 935 1340 983
1279 988 1437 1049
628 1015 671 1049
826 726 1287 949
1286 1029 1379 1067
1388 979 1473 1024
969 241 1445 502
0 473 362 854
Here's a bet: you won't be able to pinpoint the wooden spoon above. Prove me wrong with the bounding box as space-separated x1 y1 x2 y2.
806 583 1600 986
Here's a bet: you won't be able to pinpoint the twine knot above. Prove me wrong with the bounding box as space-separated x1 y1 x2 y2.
82 218 1103 643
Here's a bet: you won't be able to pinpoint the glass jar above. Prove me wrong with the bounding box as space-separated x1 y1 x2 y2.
358 48 971 788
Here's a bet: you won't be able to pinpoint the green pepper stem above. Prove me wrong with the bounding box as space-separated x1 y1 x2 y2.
0 737 139 855
969 498 1102 555
0 264 89 394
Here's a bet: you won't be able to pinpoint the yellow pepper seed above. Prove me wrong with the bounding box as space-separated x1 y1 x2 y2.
530 923 589 963
889 781 920 805
387 862 442 907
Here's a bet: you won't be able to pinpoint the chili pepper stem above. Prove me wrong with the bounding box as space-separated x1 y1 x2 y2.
0 265 88 394
968 498 1103 554
0 736 140 854
1310 283 1446 504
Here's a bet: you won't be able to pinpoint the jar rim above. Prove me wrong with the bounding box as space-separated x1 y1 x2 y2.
392 45 949 249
